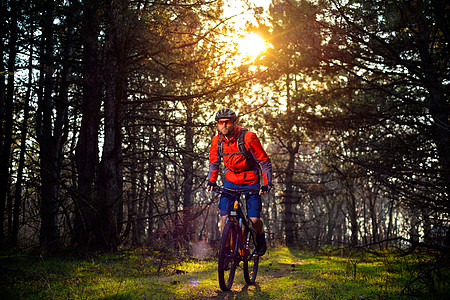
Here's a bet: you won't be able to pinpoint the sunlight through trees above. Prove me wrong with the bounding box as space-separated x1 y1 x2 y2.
0 1 448 279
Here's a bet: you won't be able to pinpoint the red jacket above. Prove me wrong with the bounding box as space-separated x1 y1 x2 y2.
208 125 272 186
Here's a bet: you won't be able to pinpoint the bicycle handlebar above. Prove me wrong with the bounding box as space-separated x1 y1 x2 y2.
213 186 260 195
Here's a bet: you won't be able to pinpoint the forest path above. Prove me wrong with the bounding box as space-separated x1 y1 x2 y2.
167 247 311 299
1 247 415 299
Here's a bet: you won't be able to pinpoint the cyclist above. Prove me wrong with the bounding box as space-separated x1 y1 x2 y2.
206 108 273 255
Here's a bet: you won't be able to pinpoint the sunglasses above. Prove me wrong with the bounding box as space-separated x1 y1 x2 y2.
218 120 233 126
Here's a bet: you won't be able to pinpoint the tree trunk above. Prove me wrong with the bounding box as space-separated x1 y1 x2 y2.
12 44 33 246
95 0 126 251
367 189 379 247
347 193 358 247
416 13 450 217
0 0 5 248
136 152 148 244
145 132 159 239
409 211 419 245
385 200 394 248
183 105 194 209
324 196 338 245
0 0 17 248
36 0 63 250
284 150 296 246
129 140 138 245
73 0 101 250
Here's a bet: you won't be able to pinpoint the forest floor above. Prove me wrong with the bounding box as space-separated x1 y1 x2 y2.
1 246 448 299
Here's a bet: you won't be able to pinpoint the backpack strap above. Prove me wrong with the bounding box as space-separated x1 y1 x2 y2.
236 128 260 172
237 128 251 160
217 128 258 171
217 131 242 158
218 132 224 158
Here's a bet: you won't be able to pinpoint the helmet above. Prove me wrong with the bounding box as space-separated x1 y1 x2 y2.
215 108 237 121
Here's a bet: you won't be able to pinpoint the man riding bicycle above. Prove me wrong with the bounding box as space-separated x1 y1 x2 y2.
206 108 273 255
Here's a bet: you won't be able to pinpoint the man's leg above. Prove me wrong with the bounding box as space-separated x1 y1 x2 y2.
250 217 266 255
246 189 267 255
221 215 227 233
250 217 263 235
219 191 232 233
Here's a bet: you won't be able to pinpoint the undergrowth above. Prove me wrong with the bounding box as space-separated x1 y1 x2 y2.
0 246 448 299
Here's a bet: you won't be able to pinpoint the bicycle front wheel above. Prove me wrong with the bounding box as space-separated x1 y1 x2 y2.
218 221 240 291
243 227 259 285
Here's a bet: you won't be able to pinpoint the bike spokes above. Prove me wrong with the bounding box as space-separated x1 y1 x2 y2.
218 222 240 291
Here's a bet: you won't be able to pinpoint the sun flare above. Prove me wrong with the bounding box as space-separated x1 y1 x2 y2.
237 33 267 60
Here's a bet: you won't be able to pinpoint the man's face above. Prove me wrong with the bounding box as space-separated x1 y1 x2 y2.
218 118 235 137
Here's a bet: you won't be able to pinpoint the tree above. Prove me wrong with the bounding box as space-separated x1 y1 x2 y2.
35 0 72 250
12 40 34 247
71 0 236 250
96 0 128 250
261 0 449 248
0 0 18 248
72 0 102 250
254 0 324 246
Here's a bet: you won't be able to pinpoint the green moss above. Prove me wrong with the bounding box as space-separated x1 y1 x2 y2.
0 247 448 299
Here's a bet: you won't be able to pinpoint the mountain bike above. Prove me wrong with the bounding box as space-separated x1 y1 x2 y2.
214 186 260 291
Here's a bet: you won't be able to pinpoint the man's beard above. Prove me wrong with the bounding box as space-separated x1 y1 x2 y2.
220 126 234 137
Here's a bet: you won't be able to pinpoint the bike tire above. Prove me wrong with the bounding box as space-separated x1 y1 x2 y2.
218 221 240 291
243 227 259 284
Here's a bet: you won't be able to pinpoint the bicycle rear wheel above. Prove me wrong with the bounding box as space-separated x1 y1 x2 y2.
243 227 259 284
218 221 240 291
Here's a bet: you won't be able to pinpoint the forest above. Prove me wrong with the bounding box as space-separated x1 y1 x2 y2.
0 0 448 267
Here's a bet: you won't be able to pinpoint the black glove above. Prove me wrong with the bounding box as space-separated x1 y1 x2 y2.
207 181 217 189
261 183 273 193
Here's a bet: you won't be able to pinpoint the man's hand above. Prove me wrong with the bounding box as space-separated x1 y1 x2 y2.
206 181 217 192
260 184 273 195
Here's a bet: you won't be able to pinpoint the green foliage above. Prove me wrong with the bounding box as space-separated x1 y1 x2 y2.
1 247 448 299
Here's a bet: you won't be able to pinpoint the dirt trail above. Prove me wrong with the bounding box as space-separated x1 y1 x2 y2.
171 254 311 299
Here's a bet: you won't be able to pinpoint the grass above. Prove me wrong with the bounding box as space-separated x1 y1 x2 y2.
0 246 448 299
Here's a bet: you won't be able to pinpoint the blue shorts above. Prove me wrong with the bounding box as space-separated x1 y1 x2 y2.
219 180 261 218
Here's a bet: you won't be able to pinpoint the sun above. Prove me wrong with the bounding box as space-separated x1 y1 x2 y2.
237 33 267 60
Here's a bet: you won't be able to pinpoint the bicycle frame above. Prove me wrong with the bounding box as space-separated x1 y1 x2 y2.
221 187 258 260
215 186 260 291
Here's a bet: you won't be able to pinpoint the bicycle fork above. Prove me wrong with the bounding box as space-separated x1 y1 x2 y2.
227 200 245 259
